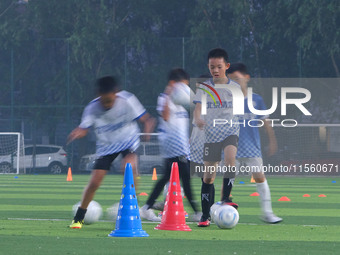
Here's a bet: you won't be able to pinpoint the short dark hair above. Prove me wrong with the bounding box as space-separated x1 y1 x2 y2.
227 63 248 75
168 68 190 82
96 76 119 94
207 48 229 63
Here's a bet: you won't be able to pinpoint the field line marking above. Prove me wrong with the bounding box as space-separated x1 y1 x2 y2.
7 218 326 227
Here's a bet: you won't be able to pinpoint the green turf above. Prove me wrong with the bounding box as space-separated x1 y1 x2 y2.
0 175 339 255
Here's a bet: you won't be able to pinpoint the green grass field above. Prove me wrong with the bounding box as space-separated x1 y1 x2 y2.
0 174 339 255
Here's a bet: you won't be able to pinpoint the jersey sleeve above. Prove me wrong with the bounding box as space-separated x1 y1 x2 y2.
127 94 147 120
79 105 95 129
156 94 167 115
257 95 269 119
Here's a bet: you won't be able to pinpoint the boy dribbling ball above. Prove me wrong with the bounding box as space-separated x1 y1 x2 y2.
68 76 155 229
193 48 240 227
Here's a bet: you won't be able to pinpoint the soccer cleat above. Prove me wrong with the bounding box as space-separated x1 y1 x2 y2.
151 201 165 211
189 212 202 222
222 198 239 210
139 205 161 222
197 217 210 227
261 213 283 224
69 220 84 229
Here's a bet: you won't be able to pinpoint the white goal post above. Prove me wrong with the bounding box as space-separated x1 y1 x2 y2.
0 132 25 174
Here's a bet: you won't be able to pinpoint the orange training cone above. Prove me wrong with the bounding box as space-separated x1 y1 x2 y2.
250 192 260 196
152 168 157 180
303 194 310 197
278 196 290 201
139 192 148 196
250 175 256 183
318 194 327 197
155 162 191 231
66 167 73 182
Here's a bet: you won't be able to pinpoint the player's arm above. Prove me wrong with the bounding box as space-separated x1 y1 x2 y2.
161 83 175 121
263 120 278 156
67 104 93 144
138 113 156 141
67 127 88 144
193 103 206 129
161 98 171 121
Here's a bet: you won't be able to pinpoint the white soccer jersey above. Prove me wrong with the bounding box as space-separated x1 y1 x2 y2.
188 124 205 164
79 90 146 156
193 78 240 143
157 86 189 158
237 94 268 158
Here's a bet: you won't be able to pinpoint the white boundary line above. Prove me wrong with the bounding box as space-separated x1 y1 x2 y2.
7 218 325 227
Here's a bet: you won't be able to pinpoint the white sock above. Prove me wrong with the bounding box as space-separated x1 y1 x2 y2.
256 180 273 215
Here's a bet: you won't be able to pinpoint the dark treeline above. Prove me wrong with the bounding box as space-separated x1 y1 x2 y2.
0 0 339 139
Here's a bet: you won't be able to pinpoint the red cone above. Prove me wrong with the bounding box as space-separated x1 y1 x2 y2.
139 192 148 196
155 162 191 231
250 192 259 196
318 194 326 197
302 194 310 197
278 196 291 201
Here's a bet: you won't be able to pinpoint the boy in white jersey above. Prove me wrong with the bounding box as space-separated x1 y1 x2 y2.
228 63 282 224
140 68 200 222
194 48 240 227
68 76 155 229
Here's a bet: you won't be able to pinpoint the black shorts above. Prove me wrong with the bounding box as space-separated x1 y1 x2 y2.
93 149 133 171
203 135 238 162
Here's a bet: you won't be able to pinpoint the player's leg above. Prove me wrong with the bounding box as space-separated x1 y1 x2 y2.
250 158 282 223
81 170 107 208
220 136 239 209
199 163 217 226
198 142 221 226
178 158 199 215
71 170 108 228
70 154 114 228
198 142 219 226
121 150 139 190
140 158 172 221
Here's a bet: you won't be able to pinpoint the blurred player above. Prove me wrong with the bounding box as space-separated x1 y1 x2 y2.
189 74 211 178
140 68 201 222
68 76 155 229
227 63 282 223
194 48 240 227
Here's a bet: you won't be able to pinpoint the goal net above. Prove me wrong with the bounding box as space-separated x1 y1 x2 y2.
0 133 25 174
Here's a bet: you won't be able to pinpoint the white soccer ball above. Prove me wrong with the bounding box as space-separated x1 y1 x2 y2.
106 203 120 221
213 205 239 229
210 201 223 222
72 200 103 225
163 182 185 199
170 82 193 110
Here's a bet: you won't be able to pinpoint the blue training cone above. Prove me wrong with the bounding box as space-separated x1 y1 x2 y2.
108 163 148 237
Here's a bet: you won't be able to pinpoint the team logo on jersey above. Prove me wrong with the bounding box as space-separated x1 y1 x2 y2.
197 82 222 107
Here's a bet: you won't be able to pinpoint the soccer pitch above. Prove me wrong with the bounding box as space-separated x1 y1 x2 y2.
0 175 339 255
